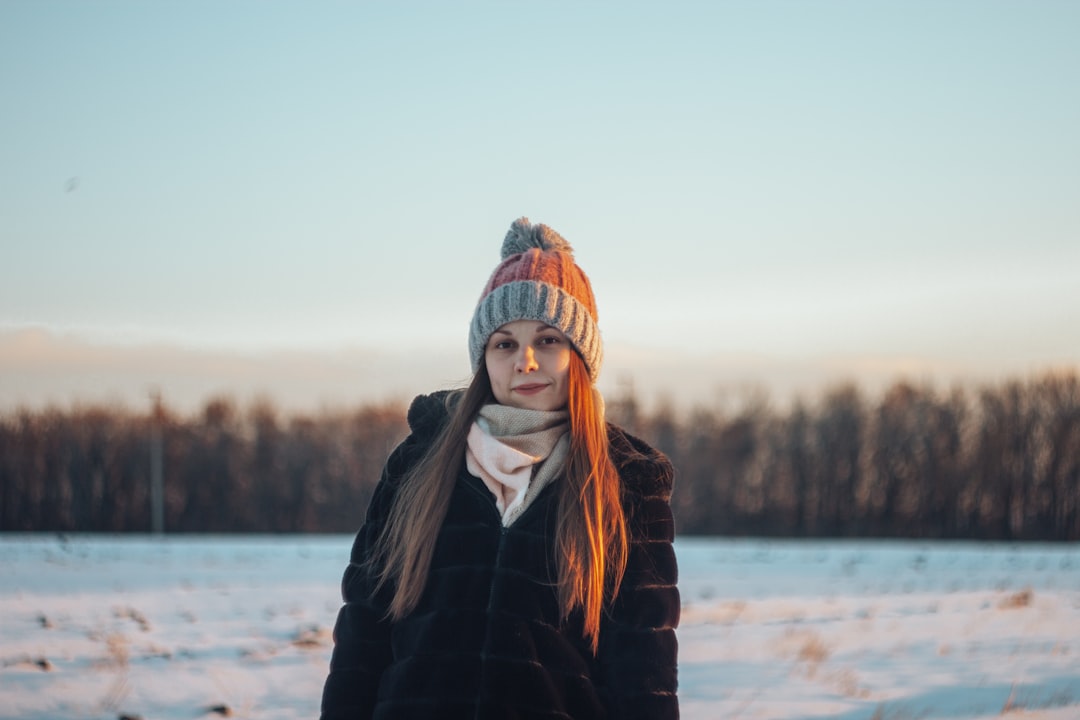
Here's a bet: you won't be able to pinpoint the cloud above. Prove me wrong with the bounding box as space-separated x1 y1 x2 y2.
0 327 470 414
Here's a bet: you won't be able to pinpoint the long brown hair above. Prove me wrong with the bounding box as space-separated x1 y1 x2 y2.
369 353 628 654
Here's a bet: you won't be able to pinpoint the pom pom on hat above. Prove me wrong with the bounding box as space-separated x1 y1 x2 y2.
470 217 603 382
501 216 574 259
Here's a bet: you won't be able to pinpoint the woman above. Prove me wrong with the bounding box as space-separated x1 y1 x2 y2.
321 218 679 719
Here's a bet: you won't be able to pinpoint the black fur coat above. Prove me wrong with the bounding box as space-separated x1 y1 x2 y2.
321 392 680 719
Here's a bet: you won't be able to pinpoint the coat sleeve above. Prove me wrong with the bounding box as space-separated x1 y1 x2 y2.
319 436 416 720
598 434 680 720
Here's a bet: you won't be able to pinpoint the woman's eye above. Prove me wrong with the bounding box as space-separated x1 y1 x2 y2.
538 336 560 346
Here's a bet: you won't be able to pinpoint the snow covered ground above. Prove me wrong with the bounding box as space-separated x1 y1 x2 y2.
2 534 1078 720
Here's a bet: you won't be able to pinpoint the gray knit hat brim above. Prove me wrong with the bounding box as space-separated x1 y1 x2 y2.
469 280 603 383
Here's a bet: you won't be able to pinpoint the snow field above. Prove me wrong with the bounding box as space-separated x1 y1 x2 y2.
2 536 1078 720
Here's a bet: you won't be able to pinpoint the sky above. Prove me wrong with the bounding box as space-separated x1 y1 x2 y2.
2 0 1078 414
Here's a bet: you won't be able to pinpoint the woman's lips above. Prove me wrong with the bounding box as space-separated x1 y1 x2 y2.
512 383 548 395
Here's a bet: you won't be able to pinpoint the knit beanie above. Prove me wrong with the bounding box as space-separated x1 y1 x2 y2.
469 217 602 383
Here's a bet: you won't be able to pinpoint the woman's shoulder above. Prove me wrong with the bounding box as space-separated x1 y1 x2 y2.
376 390 460 482
405 389 463 437
606 423 674 501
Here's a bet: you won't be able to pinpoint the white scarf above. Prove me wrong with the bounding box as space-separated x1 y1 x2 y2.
465 404 569 526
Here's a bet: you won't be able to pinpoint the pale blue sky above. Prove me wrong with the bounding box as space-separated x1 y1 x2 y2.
2 1 1078 410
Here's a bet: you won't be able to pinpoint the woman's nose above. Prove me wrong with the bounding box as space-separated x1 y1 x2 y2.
515 346 538 373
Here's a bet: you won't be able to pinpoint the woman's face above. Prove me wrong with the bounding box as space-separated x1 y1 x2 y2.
485 320 572 411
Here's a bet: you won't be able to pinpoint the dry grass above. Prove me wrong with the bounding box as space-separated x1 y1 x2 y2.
776 628 833 681
1 656 53 672
91 632 130 670
798 632 830 665
113 606 152 632
291 624 331 649
1000 683 1076 714
868 703 937 720
834 668 867 699
1002 683 1018 713
93 630 132 712
998 588 1033 609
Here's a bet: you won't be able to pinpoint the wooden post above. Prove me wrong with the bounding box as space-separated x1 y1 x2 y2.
150 390 164 535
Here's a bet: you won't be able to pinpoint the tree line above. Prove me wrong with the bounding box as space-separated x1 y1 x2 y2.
1 371 1078 539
